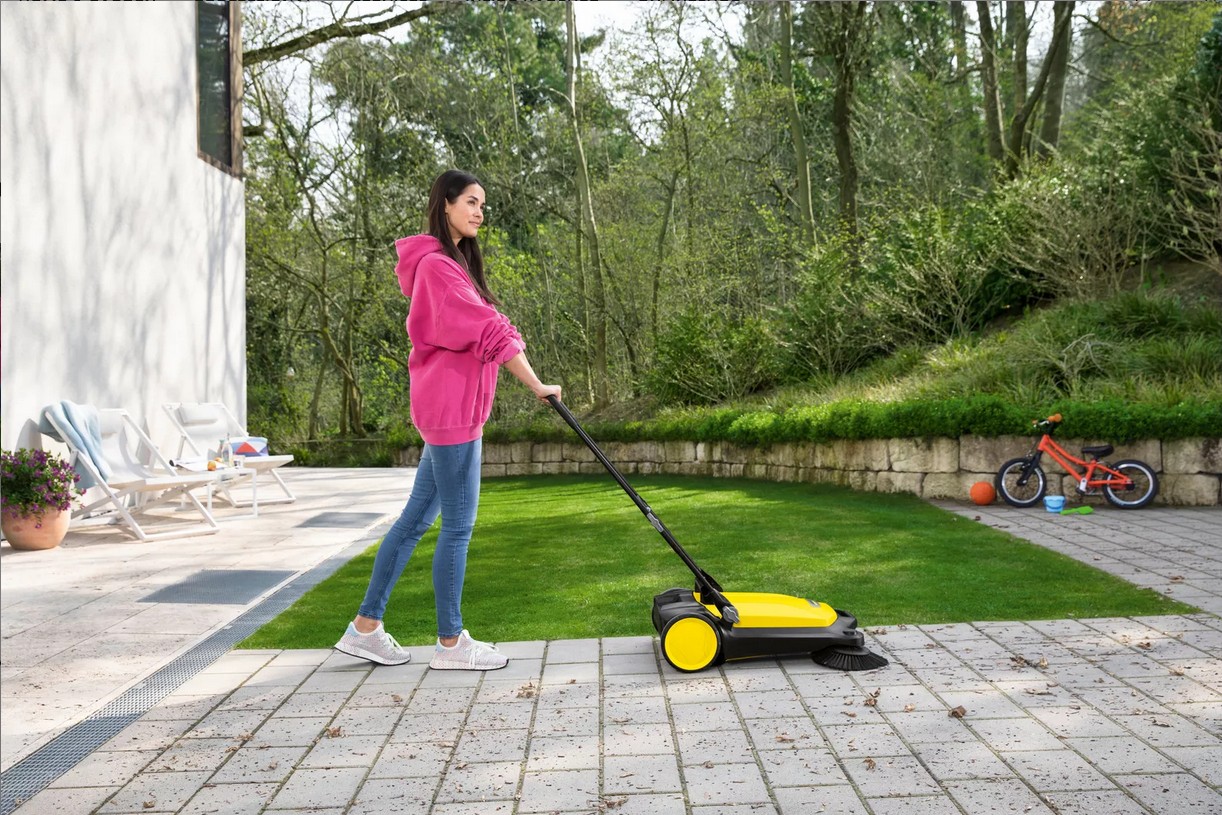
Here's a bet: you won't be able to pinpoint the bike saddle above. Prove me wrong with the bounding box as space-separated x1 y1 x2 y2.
1081 444 1113 459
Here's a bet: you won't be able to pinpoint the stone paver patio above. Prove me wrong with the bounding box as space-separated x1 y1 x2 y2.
2 470 1219 814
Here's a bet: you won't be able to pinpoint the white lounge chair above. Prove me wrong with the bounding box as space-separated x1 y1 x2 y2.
162 402 296 513
41 406 234 542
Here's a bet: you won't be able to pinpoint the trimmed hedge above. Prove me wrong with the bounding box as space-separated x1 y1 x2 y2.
294 398 1220 467
286 438 399 467
483 396 1222 447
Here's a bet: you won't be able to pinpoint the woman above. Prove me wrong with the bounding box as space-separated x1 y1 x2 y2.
335 169 560 671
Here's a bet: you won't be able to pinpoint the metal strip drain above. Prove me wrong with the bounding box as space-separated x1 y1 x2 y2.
295 511 385 528
0 524 388 814
138 569 296 605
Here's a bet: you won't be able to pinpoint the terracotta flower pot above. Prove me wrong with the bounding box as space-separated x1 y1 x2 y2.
2 509 70 551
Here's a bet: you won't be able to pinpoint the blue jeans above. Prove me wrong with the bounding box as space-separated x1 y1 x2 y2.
358 439 481 638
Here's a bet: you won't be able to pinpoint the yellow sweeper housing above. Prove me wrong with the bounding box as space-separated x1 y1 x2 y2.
548 397 888 674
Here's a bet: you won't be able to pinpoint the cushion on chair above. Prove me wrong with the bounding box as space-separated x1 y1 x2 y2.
229 437 270 457
176 404 231 444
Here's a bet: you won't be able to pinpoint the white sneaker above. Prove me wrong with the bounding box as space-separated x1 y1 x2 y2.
333 622 412 665
429 629 508 671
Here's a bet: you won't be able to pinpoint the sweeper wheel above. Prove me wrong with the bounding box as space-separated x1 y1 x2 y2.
660 614 722 672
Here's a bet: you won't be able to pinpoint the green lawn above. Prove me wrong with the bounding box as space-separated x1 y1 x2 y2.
238 475 1196 649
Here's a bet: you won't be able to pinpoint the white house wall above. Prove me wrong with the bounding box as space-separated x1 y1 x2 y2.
1 3 245 453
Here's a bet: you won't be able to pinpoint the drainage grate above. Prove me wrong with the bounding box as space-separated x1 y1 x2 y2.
0 525 387 815
295 511 385 528
138 569 295 605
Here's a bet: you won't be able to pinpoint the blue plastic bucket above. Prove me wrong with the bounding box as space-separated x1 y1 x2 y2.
1044 495 1066 513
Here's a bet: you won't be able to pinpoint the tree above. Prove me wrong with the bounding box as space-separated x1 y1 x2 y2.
244 2 446 66
805 2 874 239
1036 1 1075 158
779 2 815 241
976 0 1074 177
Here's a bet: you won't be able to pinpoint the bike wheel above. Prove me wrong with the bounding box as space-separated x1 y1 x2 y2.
995 458 1046 508
1102 460 1159 509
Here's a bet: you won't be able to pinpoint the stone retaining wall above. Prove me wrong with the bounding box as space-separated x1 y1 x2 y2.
397 436 1222 506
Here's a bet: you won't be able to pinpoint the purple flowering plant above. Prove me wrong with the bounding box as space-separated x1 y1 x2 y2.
1 449 83 527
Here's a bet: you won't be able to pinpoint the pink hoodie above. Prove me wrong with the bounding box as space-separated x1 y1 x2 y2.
394 234 525 445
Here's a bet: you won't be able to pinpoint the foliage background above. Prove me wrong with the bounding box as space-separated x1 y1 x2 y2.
241 2 1222 450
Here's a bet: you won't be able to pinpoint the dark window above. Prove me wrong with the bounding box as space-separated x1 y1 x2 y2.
197 0 241 175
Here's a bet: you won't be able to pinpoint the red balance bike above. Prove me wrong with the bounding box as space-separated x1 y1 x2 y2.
994 414 1159 509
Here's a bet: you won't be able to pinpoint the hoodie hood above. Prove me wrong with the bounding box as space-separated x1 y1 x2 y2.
394 234 445 297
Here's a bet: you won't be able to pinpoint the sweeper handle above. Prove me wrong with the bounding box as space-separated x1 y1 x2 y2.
546 396 740 626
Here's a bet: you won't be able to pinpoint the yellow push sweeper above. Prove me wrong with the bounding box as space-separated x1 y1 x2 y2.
548 397 888 673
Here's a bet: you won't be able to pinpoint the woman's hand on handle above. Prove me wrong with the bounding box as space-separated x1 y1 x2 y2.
504 351 561 403
534 383 562 403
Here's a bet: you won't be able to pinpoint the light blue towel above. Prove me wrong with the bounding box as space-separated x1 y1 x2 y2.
38 401 110 489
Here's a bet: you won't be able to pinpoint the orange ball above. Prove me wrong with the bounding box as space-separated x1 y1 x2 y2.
969 481 996 505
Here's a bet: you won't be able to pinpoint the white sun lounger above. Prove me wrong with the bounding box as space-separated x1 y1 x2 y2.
41 406 235 542
162 402 296 514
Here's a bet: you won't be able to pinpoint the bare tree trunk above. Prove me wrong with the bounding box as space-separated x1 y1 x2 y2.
308 362 325 440
779 2 815 241
565 0 609 407
829 2 870 240
1003 4 1073 176
1007 2 1028 117
950 2 970 77
806 2 871 241
574 202 591 398
1036 1 1075 158
977 1 1007 167
654 170 679 345
950 1 982 156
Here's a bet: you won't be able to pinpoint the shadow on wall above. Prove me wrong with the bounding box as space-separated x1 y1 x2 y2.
1 3 244 450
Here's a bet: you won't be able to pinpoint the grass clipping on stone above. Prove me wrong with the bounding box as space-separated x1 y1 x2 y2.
238 475 1195 649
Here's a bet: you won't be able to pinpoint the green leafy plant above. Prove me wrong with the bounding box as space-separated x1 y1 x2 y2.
1 449 83 526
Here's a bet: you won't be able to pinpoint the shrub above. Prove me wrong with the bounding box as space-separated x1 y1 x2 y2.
1 449 83 525
648 308 786 405
860 201 1017 345
1128 335 1222 382
993 161 1155 299
1101 290 1192 338
783 235 889 379
287 439 398 467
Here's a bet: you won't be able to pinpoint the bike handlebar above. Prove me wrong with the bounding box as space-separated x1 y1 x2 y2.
1031 413 1063 428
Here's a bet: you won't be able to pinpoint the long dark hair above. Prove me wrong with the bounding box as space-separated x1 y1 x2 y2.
426 169 497 305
